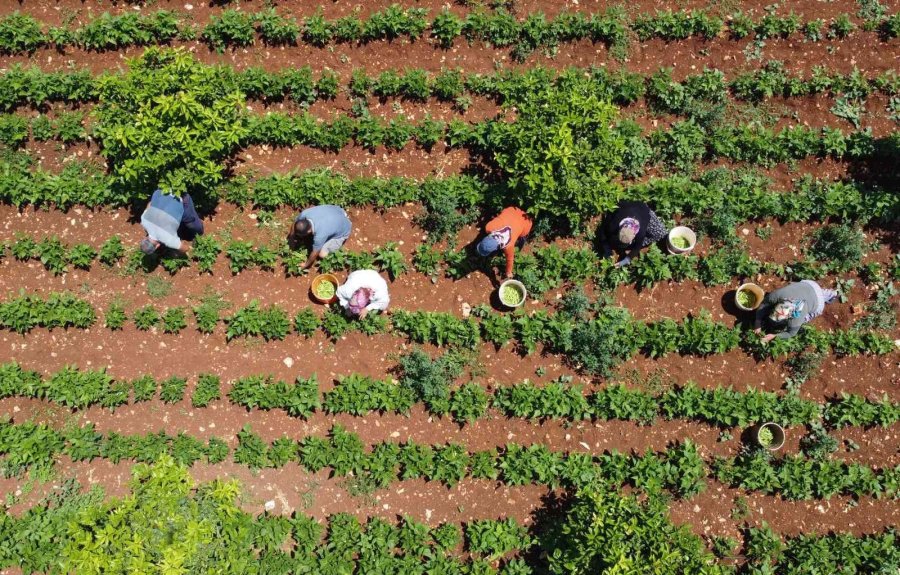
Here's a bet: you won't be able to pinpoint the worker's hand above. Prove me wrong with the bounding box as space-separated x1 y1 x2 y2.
615 256 631 268
760 333 776 344
357 309 369 320
505 271 514 279
753 328 762 335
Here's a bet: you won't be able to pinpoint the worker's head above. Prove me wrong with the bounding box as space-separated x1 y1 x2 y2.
140 236 160 255
476 234 501 257
348 287 373 316
769 299 805 323
617 218 640 245
293 218 312 238
287 218 312 248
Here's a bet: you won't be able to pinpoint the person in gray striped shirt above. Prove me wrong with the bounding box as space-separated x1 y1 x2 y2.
140 189 204 254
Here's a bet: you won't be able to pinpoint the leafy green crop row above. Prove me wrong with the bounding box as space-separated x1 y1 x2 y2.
714 449 900 501
4 454 898 575
243 113 898 172
7 99 888 172
3 362 896 429
738 523 899 574
0 292 95 333
3 223 877 300
0 111 87 147
435 236 896 297
3 150 897 236
2 60 896 113
1 6 896 59
391 307 895 369
492 380 899 429
0 418 706 497
1 453 533 575
0 293 893 371
0 230 405 278
2 48 898 225
0 62 340 112
5 418 897 502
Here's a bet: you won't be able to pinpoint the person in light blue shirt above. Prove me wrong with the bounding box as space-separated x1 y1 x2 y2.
139 189 204 254
287 205 352 271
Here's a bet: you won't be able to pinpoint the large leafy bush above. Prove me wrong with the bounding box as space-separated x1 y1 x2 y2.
545 487 727 575
62 455 255 573
92 48 248 200
487 77 625 227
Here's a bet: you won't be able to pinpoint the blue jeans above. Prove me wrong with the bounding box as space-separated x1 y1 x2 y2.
179 193 204 240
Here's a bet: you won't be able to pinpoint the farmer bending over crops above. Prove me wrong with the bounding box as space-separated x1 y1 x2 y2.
337 269 390 320
597 200 668 267
139 189 204 255
476 207 533 278
754 280 838 342
288 205 353 271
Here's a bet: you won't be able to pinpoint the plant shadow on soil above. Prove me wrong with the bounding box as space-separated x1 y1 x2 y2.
524 490 575 566
847 151 900 252
739 426 762 447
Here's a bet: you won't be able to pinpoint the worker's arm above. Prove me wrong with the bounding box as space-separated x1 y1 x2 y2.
503 245 515 278
754 306 767 330
367 284 390 312
302 249 320 270
776 320 803 339
627 242 641 260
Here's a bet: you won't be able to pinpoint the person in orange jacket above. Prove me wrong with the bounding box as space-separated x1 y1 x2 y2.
476 207 533 278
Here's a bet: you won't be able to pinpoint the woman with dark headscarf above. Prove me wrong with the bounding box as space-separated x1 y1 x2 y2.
336 269 390 320
597 201 668 267
754 280 838 342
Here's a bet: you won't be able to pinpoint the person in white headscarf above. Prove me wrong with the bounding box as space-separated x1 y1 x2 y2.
754 280 838 342
336 269 390 320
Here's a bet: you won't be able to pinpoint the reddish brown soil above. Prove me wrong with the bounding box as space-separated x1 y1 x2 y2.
0 202 896 399
0 1 898 556
0 15 897 80
3 0 883 24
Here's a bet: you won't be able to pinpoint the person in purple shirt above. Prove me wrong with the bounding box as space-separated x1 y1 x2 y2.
139 189 204 254
287 205 353 271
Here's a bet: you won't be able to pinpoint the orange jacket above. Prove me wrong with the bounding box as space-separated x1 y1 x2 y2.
485 207 533 277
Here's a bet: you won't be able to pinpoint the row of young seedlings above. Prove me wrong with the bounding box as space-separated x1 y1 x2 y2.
2 419 897 503
0 6 897 57
1 60 896 114
1 361 896 429
0 291 894 367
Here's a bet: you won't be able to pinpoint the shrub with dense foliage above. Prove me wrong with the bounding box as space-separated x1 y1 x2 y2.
93 47 247 200
487 76 626 227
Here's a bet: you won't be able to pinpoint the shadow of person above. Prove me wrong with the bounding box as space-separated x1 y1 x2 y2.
452 232 503 287
721 290 757 329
